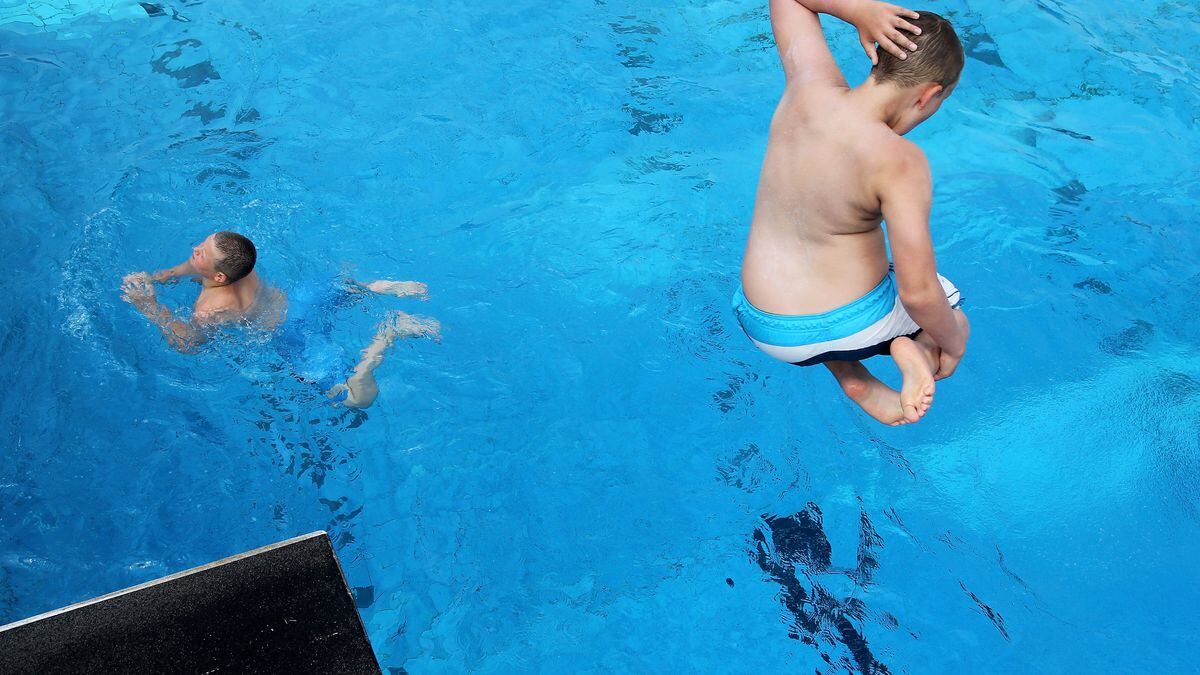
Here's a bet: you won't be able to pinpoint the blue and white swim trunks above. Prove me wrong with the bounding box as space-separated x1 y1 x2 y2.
732 267 962 367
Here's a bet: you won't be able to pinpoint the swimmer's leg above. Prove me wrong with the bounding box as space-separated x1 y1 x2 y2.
327 311 442 409
823 360 910 426
351 279 429 299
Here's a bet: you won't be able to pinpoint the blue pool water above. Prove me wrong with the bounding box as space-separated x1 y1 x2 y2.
2 0 1198 670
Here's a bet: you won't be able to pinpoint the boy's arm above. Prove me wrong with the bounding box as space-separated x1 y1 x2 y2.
121 273 207 353
150 260 198 284
769 0 848 86
771 0 922 84
878 147 966 357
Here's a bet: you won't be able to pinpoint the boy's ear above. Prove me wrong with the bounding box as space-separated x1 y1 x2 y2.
213 272 228 285
917 83 944 109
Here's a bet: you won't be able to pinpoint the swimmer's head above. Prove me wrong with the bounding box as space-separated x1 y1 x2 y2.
191 231 256 285
869 11 963 134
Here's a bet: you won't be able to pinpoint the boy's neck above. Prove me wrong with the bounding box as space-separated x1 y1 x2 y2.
202 270 255 290
847 76 911 133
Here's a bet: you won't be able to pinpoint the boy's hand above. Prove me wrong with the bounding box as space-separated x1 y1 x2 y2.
121 272 157 311
933 312 970 380
851 1 922 65
934 349 962 381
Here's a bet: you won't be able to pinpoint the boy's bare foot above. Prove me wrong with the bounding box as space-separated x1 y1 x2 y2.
377 310 441 344
362 280 429 299
836 366 912 426
890 336 937 422
325 312 441 409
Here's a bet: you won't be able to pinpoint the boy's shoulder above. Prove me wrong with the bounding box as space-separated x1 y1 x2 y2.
874 136 930 185
881 134 928 167
194 287 242 325
867 137 932 207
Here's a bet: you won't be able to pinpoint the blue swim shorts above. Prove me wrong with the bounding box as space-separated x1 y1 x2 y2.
274 276 363 391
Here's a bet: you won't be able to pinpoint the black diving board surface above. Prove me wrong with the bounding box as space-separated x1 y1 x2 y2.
0 531 380 674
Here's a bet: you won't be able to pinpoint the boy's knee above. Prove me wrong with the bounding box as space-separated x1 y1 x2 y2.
839 377 870 401
337 380 378 409
342 392 376 409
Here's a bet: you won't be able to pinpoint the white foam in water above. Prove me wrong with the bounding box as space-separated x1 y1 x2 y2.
59 208 116 341
57 207 136 376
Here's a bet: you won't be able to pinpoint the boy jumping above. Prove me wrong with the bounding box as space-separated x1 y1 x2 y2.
734 0 970 425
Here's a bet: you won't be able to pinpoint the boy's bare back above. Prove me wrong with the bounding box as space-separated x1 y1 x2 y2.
741 84 916 315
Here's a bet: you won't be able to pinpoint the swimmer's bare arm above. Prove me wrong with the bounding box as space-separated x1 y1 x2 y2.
772 0 922 81
879 146 967 358
770 0 847 85
120 272 208 353
150 260 198 284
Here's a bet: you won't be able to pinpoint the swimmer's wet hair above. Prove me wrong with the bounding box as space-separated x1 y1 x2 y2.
213 231 256 283
871 11 963 89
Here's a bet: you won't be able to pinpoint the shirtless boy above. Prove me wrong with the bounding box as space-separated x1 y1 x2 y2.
733 0 970 426
121 231 439 408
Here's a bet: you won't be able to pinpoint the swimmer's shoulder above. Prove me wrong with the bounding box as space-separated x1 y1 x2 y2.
885 136 928 167
194 282 255 323
248 282 287 329
193 293 242 327
868 136 931 204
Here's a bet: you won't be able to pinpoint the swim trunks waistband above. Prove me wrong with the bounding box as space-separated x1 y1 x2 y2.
731 269 962 367
732 272 899 347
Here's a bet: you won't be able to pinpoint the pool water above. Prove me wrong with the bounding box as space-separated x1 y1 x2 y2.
2 0 1198 671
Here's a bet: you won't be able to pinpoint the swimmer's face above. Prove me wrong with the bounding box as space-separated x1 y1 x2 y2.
898 80 956 136
190 234 229 284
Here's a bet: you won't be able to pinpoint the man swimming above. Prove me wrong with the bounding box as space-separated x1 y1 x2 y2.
121 230 439 409
733 0 970 426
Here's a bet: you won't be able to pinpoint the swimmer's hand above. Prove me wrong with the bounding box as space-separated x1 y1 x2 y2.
851 1 921 65
934 349 962 381
933 312 970 380
121 272 157 310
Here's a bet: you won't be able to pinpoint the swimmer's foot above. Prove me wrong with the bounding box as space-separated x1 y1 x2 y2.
377 310 441 345
840 369 911 426
332 311 441 410
361 280 429 299
891 336 937 423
